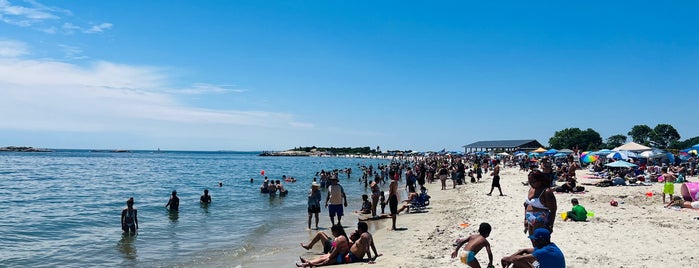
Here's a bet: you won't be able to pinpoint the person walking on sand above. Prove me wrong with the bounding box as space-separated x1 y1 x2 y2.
451 222 494 268
121 197 138 235
325 177 347 226
501 228 565 268
487 165 504 196
388 178 399 230
165 190 179 211
307 182 322 229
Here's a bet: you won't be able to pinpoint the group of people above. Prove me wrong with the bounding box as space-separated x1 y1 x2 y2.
121 189 213 235
297 222 381 267
259 177 289 196
450 166 572 268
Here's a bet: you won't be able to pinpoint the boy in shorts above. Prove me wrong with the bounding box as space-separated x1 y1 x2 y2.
451 222 494 268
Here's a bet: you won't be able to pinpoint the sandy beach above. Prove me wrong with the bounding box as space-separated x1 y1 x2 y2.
335 167 698 268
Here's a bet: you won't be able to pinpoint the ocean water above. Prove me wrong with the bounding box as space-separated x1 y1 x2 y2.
0 150 391 267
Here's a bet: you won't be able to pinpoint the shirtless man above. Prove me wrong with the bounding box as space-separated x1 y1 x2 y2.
345 221 381 263
388 178 399 230
451 222 494 268
486 165 503 196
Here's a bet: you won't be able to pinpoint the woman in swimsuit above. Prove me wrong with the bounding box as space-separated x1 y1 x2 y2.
523 170 557 236
121 197 138 235
297 224 349 267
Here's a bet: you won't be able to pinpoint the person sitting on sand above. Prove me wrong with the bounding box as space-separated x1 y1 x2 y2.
451 222 494 268
344 221 381 264
564 198 587 222
665 196 699 209
501 228 565 268
297 224 349 267
357 194 371 214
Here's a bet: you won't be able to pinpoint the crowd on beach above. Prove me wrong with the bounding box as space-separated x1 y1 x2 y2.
119 146 698 267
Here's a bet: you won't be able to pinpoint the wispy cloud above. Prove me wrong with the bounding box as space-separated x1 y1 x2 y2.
173 83 248 95
0 52 313 135
57 44 87 60
0 39 29 57
0 0 110 34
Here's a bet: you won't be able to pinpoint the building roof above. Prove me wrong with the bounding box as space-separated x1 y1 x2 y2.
463 139 542 149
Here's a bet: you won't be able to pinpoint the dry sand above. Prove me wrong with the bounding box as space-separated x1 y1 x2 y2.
339 167 699 268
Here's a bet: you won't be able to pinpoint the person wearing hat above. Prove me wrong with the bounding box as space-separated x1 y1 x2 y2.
325 177 347 226
501 228 565 268
307 181 322 229
165 190 179 212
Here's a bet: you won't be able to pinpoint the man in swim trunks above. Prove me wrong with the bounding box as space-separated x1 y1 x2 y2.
345 221 381 264
451 222 494 267
388 178 399 230
325 177 347 226
200 189 212 204
501 228 565 268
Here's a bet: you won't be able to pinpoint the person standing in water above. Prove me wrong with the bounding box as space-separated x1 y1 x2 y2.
200 189 212 204
166 190 180 211
121 197 138 235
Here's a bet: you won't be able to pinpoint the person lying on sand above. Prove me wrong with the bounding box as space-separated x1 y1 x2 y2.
665 196 699 210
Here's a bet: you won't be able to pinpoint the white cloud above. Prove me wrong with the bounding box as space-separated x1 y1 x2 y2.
83 22 112 34
0 57 313 136
0 0 110 35
173 83 247 95
0 39 29 57
57 44 87 60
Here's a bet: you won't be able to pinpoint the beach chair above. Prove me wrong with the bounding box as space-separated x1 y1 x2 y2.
408 189 430 213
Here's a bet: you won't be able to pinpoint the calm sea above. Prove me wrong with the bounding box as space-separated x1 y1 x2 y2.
0 150 392 267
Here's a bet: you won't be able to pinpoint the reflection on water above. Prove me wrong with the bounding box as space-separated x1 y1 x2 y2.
168 210 179 223
117 234 137 262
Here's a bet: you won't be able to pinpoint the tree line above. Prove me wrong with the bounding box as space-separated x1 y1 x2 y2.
548 124 699 151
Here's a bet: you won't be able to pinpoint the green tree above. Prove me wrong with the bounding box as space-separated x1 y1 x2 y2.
650 124 680 148
627 125 653 145
549 128 603 151
605 134 627 149
670 136 699 149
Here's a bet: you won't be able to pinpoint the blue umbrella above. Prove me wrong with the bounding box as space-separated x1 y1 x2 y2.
604 161 637 168
553 152 568 158
544 149 558 155
592 149 614 156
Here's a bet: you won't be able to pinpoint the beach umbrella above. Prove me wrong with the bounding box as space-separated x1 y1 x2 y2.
532 147 547 153
580 151 590 158
690 149 698 155
592 149 613 156
514 152 527 157
604 161 637 168
692 143 699 150
497 152 510 156
639 149 664 158
581 154 598 163
544 149 558 155
553 152 568 158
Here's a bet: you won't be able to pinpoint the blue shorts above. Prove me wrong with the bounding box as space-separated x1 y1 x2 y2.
328 204 344 217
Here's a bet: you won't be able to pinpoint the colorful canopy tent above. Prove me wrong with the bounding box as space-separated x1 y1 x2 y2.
532 147 547 153
612 142 651 152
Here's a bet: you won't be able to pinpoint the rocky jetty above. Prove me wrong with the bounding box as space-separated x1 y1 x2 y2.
0 146 53 152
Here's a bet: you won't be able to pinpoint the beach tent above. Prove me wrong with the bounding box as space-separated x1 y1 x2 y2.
612 142 651 152
604 161 637 168
558 149 574 154
532 147 547 153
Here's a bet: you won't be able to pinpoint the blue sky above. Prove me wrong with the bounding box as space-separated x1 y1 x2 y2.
1 1 697 151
